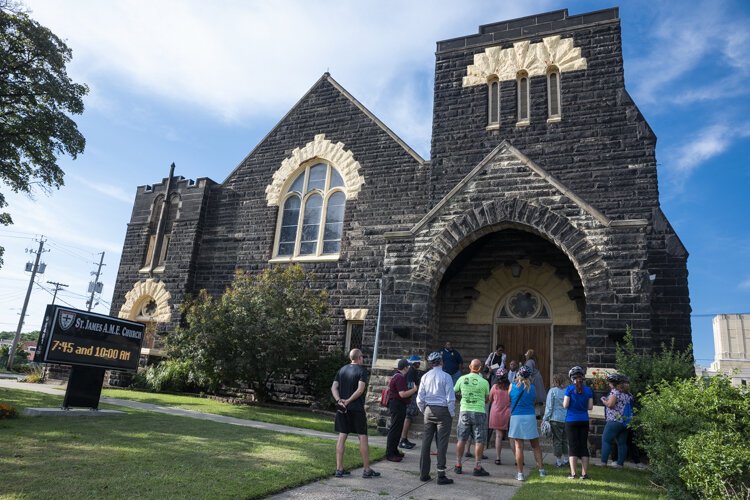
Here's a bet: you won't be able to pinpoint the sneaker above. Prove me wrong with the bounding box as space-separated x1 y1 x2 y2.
609 463 624 469
516 472 525 481
454 464 462 474
386 455 402 462
437 476 454 485
362 469 381 478
334 469 345 478
419 475 432 482
567 474 577 479
473 466 490 477
580 474 589 480
399 439 416 449
633 463 647 470
539 468 546 477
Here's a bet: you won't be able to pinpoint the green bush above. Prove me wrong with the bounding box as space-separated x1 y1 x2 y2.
679 430 750 499
129 369 148 390
636 376 750 498
306 351 350 408
144 359 199 393
616 325 695 396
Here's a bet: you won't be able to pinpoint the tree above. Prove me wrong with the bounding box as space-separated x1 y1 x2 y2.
168 265 330 402
0 2 88 267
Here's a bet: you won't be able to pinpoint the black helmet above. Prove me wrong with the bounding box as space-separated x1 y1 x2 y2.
427 351 442 365
606 373 629 385
568 366 585 381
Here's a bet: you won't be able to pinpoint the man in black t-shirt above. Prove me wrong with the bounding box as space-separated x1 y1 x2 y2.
331 349 380 479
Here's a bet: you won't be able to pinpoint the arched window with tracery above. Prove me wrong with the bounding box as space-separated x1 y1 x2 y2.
275 161 346 259
517 71 530 124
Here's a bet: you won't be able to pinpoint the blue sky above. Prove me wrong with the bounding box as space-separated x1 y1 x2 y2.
1 0 748 367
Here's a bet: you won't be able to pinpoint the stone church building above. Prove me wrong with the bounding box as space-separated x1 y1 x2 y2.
111 7 692 396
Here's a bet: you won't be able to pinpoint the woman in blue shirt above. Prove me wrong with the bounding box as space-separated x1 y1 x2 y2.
508 365 545 482
563 366 593 479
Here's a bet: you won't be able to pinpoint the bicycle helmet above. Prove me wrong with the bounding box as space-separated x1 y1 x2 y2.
495 368 508 379
606 373 629 385
407 355 421 364
427 351 443 365
568 366 585 381
518 365 532 379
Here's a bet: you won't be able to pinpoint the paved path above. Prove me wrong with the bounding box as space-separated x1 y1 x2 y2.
1 380 529 499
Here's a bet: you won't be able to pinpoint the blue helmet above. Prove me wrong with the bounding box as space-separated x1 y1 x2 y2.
407 355 421 364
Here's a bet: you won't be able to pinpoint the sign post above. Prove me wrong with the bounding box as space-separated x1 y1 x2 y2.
35 305 146 410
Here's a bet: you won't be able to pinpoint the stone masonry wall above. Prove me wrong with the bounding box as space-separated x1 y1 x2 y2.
190 75 430 363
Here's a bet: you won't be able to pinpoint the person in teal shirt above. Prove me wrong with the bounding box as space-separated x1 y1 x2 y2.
453 359 490 476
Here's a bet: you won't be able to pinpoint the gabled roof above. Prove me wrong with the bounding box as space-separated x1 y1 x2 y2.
222 73 426 184
390 140 646 238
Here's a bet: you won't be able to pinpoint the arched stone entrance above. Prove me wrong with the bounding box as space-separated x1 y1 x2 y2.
434 228 585 384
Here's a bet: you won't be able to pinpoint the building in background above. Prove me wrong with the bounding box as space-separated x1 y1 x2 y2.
700 314 750 386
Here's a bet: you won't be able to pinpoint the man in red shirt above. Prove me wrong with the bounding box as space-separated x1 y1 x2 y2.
386 359 418 461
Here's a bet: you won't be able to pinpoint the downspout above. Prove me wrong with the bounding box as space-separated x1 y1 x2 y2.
371 277 383 372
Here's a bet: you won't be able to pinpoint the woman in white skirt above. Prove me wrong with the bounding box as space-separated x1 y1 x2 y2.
508 365 546 481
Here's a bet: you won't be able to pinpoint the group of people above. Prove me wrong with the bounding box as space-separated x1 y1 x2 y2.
330 344 636 484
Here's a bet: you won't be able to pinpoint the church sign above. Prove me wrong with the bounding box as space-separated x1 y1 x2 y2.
35 305 145 371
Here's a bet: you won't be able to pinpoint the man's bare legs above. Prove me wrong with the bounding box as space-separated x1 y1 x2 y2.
455 440 466 467
336 433 371 472
358 434 371 471
336 433 347 471
473 441 485 469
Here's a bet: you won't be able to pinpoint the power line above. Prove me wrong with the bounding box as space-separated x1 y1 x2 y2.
34 282 75 308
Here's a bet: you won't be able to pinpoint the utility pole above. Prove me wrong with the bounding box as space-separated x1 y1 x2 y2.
46 281 69 305
8 238 47 371
87 252 105 312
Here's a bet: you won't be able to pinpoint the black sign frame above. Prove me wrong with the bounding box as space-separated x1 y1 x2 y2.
35 305 145 372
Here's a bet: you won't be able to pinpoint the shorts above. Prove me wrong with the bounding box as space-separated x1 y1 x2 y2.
508 414 539 440
405 399 420 420
456 411 487 443
335 410 368 435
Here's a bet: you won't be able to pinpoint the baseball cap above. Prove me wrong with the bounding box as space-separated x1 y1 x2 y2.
397 359 409 370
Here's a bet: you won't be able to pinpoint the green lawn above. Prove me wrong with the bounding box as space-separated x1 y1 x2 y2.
514 464 661 499
1 388 385 499
101 388 339 433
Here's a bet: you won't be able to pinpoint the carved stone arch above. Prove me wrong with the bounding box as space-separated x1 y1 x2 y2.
265 133 365 206
412 198 609 302
118 279 172 323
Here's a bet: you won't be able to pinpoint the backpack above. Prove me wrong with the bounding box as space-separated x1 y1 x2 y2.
622 399 633 426
380 386 390 407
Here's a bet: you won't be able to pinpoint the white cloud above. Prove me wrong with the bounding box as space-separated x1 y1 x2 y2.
668 122 750 175
739 277 750 290
628 1 750 106
24 0 545 152
71 175 134 204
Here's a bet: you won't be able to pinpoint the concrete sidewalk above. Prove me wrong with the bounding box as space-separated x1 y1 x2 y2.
1 380 536 498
